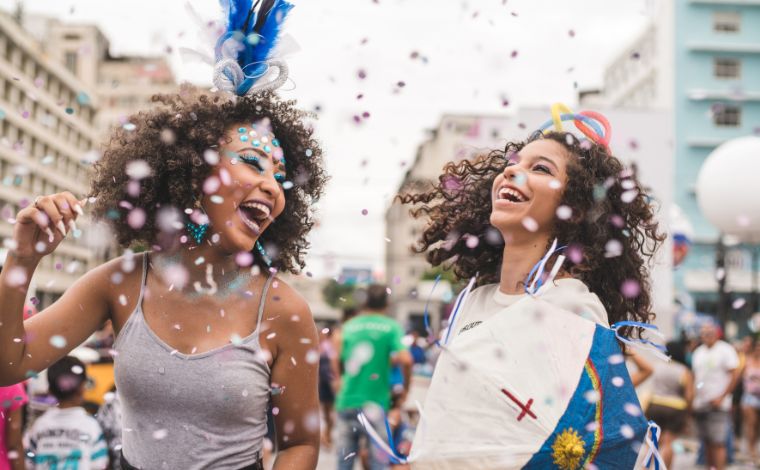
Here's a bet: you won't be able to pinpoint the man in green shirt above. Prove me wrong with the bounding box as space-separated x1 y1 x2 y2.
335 284 412 470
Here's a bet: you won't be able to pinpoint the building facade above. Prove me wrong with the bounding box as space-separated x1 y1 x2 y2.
0 11 101 306
580 0 674 109
581 0 760 321
0 10 178 307
674 0 760 312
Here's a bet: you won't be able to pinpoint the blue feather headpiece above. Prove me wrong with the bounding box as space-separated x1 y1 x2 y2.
214 0 294 96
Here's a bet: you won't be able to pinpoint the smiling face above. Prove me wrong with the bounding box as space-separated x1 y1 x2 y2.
489 139 571 241
200 122 287 254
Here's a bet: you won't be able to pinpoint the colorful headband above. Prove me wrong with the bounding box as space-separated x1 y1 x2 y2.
536 103 612 152
213 0 293 96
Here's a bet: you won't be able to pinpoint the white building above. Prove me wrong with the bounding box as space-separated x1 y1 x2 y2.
580 0 674 109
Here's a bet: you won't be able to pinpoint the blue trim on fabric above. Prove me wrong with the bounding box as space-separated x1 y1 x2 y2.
91 447 109 460
522 326 647 469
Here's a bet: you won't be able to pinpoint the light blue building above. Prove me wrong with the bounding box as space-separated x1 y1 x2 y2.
674 0 760 315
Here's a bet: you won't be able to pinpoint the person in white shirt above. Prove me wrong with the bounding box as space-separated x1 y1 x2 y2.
691 322 740 470
24 356 108 470
397 118 665 469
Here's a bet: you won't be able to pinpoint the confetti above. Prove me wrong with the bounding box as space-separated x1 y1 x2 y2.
126 160 151 180
604 239 622 258
49 335 66 348
733 298 746 309
620 279 640 299
204 149 220 165
521 216 538 232
127 208 146 229
556 205 572 220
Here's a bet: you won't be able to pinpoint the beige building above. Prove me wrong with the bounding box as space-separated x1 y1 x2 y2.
0 11 101 306
0 10 178 307
385 114 512 330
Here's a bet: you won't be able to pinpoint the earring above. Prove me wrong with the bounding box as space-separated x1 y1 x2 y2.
186 202 209 245
256 241 272 267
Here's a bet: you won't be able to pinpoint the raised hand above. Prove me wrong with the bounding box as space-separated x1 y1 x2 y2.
11 192 85 262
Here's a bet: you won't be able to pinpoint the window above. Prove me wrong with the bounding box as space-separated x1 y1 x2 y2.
713 104 741 127
714 57 741 79
64 51 78 76
713 11 741 33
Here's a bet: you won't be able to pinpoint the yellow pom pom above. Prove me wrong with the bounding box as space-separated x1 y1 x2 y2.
551 427 586 470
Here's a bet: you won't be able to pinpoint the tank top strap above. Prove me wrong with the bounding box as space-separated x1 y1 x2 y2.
136 253 149 307
256 274 275 333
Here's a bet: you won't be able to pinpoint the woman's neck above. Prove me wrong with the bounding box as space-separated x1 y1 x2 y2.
498 233 551 295
152 241 251 294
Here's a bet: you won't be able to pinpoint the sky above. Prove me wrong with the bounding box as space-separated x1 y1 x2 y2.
5 0 653 278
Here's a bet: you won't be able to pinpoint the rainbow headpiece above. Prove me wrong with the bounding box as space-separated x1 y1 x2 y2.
536 103 612 153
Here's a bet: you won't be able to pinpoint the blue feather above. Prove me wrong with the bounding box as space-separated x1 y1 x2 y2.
225 0 254 32
217 0 293 95
252 0 293 64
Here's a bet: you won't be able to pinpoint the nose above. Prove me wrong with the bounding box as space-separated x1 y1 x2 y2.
502 163 527 185
258 173 280 199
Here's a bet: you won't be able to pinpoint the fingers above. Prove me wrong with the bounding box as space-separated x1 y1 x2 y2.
31 192 83 240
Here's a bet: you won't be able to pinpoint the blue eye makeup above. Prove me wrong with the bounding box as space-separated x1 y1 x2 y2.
238 153 264 172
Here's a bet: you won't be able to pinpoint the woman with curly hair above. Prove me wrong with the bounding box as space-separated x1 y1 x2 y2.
0 83 327 469
400 109 666 469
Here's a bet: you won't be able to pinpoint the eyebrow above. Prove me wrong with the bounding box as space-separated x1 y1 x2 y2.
236 147 287 172
530 155 559 170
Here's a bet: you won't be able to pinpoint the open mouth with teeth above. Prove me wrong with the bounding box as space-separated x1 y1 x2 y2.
496 187 529 203
238 200 272 235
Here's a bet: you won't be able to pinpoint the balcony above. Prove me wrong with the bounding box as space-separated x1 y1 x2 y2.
687 88 760 101
687 42 760 53
690 0 760 5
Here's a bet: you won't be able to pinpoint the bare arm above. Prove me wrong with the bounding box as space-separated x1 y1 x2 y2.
682 369 695 410
268 283 320 470
0 193 111 385
392 350 413 396
628 352 654 387
5 406 25 470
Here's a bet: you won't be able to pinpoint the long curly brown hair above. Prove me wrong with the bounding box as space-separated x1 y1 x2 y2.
90 85 328 273
397 131 665 331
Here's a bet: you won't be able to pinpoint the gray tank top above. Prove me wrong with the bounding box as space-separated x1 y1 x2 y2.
113 254 273 470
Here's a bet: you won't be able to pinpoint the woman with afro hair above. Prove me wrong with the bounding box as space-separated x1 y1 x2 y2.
0 85 327 470
399 110 667 469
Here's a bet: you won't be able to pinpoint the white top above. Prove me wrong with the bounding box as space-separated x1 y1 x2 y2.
454 278 609 337
25 406 109 470
692 340 739 412
410 278 611 469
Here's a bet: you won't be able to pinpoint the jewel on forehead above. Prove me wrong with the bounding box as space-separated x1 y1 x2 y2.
238 127 246 133
249 130 258 137
240 135 249 142
272 139 280 147
252 140 261 147
263 145 271 153
261 136 269 144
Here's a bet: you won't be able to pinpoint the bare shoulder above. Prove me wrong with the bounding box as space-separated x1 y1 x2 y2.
261 276 317 350
264 276 312 320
